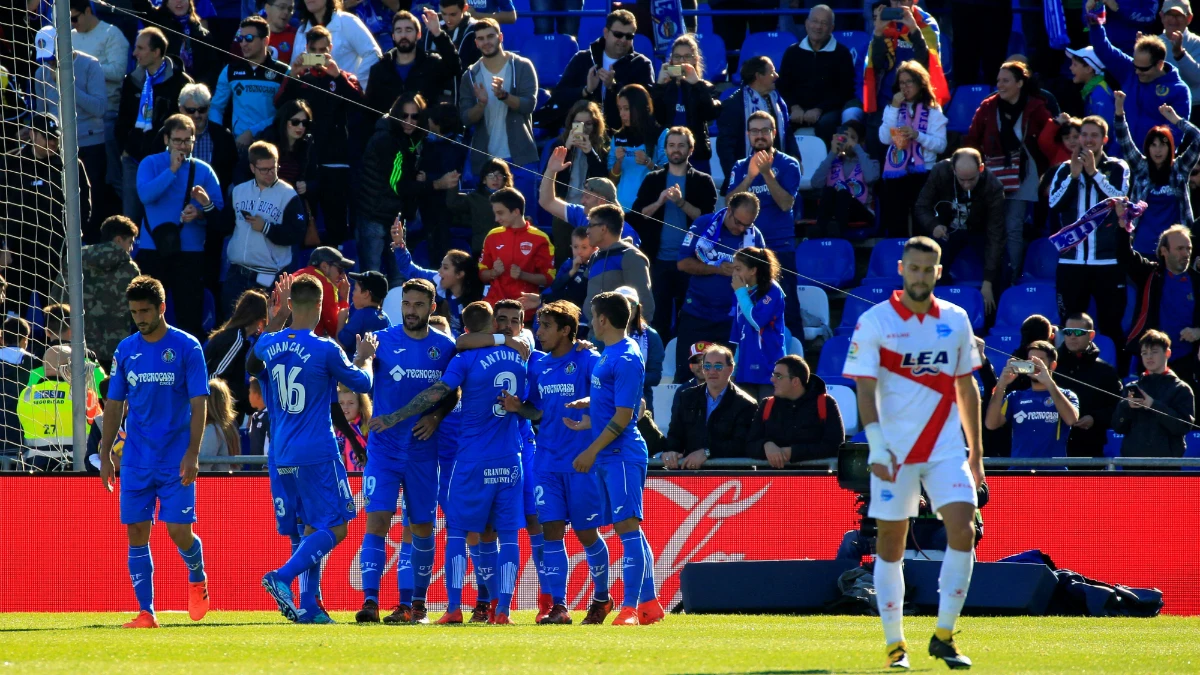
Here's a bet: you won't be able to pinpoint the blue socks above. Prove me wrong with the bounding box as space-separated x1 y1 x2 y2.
128 544 154 614
412 534 435 602
529 531 550 596
469 542 495 604
360 533 386 603
445 531 467 612
497 533 520 616
640 531 657 602
301 551 323 611
584 538 610 602
177 536 205 583
398 540 414 606
543 538 569 606
277 529 336 586
619 531 646 608
480 540 498 601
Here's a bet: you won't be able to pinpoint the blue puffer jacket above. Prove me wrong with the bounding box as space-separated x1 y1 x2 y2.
1090 22 1193 150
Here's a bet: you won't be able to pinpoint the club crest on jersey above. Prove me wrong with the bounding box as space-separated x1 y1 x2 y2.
565 362 577 374
901 350 948 375
520 241 533 255
936 323 952 339
161 348 177 364
427 346 442 360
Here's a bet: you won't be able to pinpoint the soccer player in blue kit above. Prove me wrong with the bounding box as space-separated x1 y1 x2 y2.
565 292 663 626
370 301 528 624
354 279 457 625
255 274 377 623
500 300 616 625
101 276 212 629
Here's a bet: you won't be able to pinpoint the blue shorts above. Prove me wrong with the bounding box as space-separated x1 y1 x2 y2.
276 459 357 531
522 442 538 519
445 456 524 533
269 460 302 537
120 464 195 525
363 455 439 526
595 460 646 523
438 456 453 509
537 469 610 530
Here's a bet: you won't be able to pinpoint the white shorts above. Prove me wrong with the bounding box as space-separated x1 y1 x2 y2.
868 456 978 521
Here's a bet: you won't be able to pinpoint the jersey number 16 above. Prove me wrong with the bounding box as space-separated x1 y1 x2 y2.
271 364 307 414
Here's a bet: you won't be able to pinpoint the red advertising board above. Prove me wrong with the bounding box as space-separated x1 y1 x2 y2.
0 474 1196 614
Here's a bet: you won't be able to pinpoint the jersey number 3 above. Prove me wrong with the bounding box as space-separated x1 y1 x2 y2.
492 371 518 417
271 364 307 414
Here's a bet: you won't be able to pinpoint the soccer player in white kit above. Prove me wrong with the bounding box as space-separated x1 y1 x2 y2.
842 237 985 670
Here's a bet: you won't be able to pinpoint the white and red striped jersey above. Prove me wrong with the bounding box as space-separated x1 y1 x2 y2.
842 291 981 465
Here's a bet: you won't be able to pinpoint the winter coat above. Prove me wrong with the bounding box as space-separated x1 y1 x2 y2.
55 242 139 365
553 37 656 130
913 158 1007 283
131 0 222 87
1091 22 1193 151
1116 225 1200 350
777 36 857 115
1113 369 1195 458
116 55 194 161
650 78 721 163
358 120 423 223
366 32 462 125
964 93 1052 182
746 375 845 462
583 239 654 323
664 382 758 460
276 68 366 167
1055 342 1122 458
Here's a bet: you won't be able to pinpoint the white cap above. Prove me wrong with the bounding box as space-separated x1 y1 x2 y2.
1066 46 1105 74
34 25 55 61
614 285 640 305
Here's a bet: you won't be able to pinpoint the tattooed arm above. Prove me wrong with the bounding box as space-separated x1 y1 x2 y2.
368 381 453 432
571 406 634 473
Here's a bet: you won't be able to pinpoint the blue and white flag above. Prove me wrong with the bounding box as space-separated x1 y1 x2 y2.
649 0 685 57
1050 197 1145 253
1045 0 1069 50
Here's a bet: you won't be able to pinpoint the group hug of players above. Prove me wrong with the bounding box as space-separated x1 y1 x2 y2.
99 269 663 630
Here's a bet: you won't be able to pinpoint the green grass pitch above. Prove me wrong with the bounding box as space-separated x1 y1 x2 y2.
1 612 1198 673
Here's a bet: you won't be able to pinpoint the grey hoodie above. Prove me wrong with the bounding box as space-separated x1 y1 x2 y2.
458 52 539 174
34 51 107 147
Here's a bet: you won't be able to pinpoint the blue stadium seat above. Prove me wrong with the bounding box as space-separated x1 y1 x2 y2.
850 430 868 443
861 237 906 287
796 238 856 289
201 290 216 336
983 330 1021 371
1185 432 1200 471
1092 334 1118 366
833 30 869 92
577 16 605 47
1122 283 1136 334
836 285 894 336
694 33 728 82
1021 238 1059 284
519 34 579 88
816 335 856 388
946 85 993 134
736 32 795 82
947 239 984 287
995 283 1058 329
1105 429 1124 458
633 34 658 69
940 285 985 332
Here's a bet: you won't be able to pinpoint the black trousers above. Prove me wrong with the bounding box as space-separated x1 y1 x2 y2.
1056 263 1128 365
816 186 875 238
651 259 690 343
136 249 206 340
316 166 352 245
879 173 928 240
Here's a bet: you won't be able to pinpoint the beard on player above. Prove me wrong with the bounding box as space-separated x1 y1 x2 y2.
903 277 933 303
403 308 430 331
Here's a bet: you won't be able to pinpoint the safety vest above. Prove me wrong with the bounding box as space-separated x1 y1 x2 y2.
17 378 98 454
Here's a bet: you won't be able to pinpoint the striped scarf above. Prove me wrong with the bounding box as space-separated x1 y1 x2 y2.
1051 197 1145 253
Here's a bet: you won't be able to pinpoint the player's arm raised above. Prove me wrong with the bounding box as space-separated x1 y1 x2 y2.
369 381 454 432
456 332 531 360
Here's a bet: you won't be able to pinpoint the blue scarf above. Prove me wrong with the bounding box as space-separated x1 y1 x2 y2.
135 59 169 131
692 208 759 265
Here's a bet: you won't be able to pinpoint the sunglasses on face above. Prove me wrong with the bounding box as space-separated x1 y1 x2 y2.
288 117 309 127
1061 328 1091 337
1134 63 1157 72
70 13 79 22
702 362 726 371
400 113 420 120
609 29 635 41
234 33 261 43
183 106 209 114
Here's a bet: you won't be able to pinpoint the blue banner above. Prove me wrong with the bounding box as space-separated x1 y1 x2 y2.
650 0 685 56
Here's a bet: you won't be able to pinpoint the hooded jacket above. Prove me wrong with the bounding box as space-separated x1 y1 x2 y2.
1113 369 1195 458
665 381 758 460
358 118 423 223
116 55 194 161
553 37 656 130
913 158 1007 283
746 374 845 462
1055 342 1122 458
458 52 539 174
1091 22 1193 151
583 239 654 323
366 31 461 124
1115 224 1200 351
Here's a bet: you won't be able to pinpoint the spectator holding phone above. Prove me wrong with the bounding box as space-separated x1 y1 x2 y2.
809 121 879 238
651 34 720 175
1113 330 1196 458
985 341 1080 464
544 100 609 263
292 0 383 89
607 84 668 210
1114 91 1200 256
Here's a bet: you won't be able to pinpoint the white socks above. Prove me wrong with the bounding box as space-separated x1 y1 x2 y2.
937 547 975 632
874 557 906 645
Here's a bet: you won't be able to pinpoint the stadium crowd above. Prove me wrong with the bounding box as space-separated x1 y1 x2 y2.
0 0 1197 473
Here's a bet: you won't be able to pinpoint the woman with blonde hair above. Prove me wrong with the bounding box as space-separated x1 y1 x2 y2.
201 379 241 472
335 383 372 471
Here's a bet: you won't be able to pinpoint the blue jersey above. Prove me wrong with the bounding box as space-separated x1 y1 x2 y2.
440 345 527 463
369 326 456 462
565 203 642 247
589 337 647 465
108 327 210 469
253 329 373 466
678 210 765 319
731 281 787 386
728 152 802 251
1003 388 1079 459
529 347 601 473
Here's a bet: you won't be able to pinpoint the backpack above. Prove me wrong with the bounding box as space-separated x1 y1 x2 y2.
762 394 827 422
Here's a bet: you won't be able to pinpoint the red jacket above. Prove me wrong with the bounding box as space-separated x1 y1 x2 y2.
294 265 349 338
479 221 555 304
964 94 1052 179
